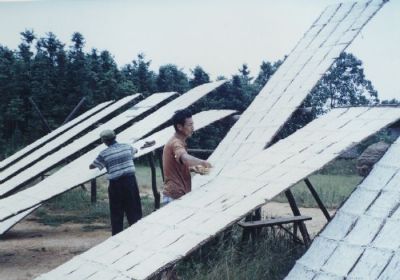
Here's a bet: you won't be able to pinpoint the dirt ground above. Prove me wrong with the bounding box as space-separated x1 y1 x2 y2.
0 220 109 280
0 202 335 280
262 201 336 237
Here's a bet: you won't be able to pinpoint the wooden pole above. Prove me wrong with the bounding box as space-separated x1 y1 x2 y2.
28 97 52 133
285 189 311 246
304 178 331 221
148 153 160 209
63 97 86 125
91 179 97 204
156 149 164 181
242 208 262 242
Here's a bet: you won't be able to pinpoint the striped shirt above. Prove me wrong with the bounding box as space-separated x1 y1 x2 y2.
92 142 137 180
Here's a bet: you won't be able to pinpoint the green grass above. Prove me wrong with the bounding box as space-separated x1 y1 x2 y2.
176 226 306 280
35 190 155 228
274 173 362 209
135 163 164 189
35 187 111 227
271 159 362 209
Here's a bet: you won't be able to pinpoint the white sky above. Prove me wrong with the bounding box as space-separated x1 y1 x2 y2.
0 0 399 100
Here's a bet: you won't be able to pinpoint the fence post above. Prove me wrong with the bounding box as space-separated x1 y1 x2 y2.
148 152 160 209
91 179 97 204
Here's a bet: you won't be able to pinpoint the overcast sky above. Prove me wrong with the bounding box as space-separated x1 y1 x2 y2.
0 0 399 100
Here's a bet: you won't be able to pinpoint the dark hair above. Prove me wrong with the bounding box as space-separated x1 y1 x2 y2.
172 109 192 131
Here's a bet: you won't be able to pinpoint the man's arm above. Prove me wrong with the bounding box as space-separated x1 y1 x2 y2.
181 153 212 168
89 154 104 170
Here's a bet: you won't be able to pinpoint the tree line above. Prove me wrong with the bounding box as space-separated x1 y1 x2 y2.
0 31 384 159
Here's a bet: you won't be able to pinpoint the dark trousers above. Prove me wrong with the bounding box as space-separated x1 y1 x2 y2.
108 174 142 235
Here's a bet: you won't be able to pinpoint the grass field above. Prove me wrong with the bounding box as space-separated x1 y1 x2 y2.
275 159 362 209
274 173 362 209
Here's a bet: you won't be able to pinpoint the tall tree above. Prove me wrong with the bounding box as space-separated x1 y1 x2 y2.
273 52 379 143
156 64 189 93
305 52 379 116
121 53 156 96
97 50 134 100
254 60 282 90
32 32 67 128
15 30 36 142
66 32 89 109
189 66 210 88
18 30 35 63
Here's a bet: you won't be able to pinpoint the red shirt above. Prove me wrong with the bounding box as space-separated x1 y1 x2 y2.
162 134 191 199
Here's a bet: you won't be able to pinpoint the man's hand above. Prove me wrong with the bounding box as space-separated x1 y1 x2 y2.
191 160 212 175
201 160 212 168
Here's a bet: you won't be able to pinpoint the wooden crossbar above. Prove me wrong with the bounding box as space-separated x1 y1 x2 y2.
238 215 312 228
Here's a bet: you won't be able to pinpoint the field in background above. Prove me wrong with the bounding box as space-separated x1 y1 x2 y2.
274 159 362 209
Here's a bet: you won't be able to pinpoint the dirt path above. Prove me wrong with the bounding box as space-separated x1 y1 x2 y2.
0 202 335 280
262 201 336 237
0 220 109 280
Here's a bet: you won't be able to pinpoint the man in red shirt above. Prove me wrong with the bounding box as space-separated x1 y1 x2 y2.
162 109 212 203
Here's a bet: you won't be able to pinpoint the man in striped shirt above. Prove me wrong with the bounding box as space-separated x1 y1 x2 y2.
90 129 142 235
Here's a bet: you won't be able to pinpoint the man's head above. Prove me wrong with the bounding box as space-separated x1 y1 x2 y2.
100 129 116 146
172 109 194 138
